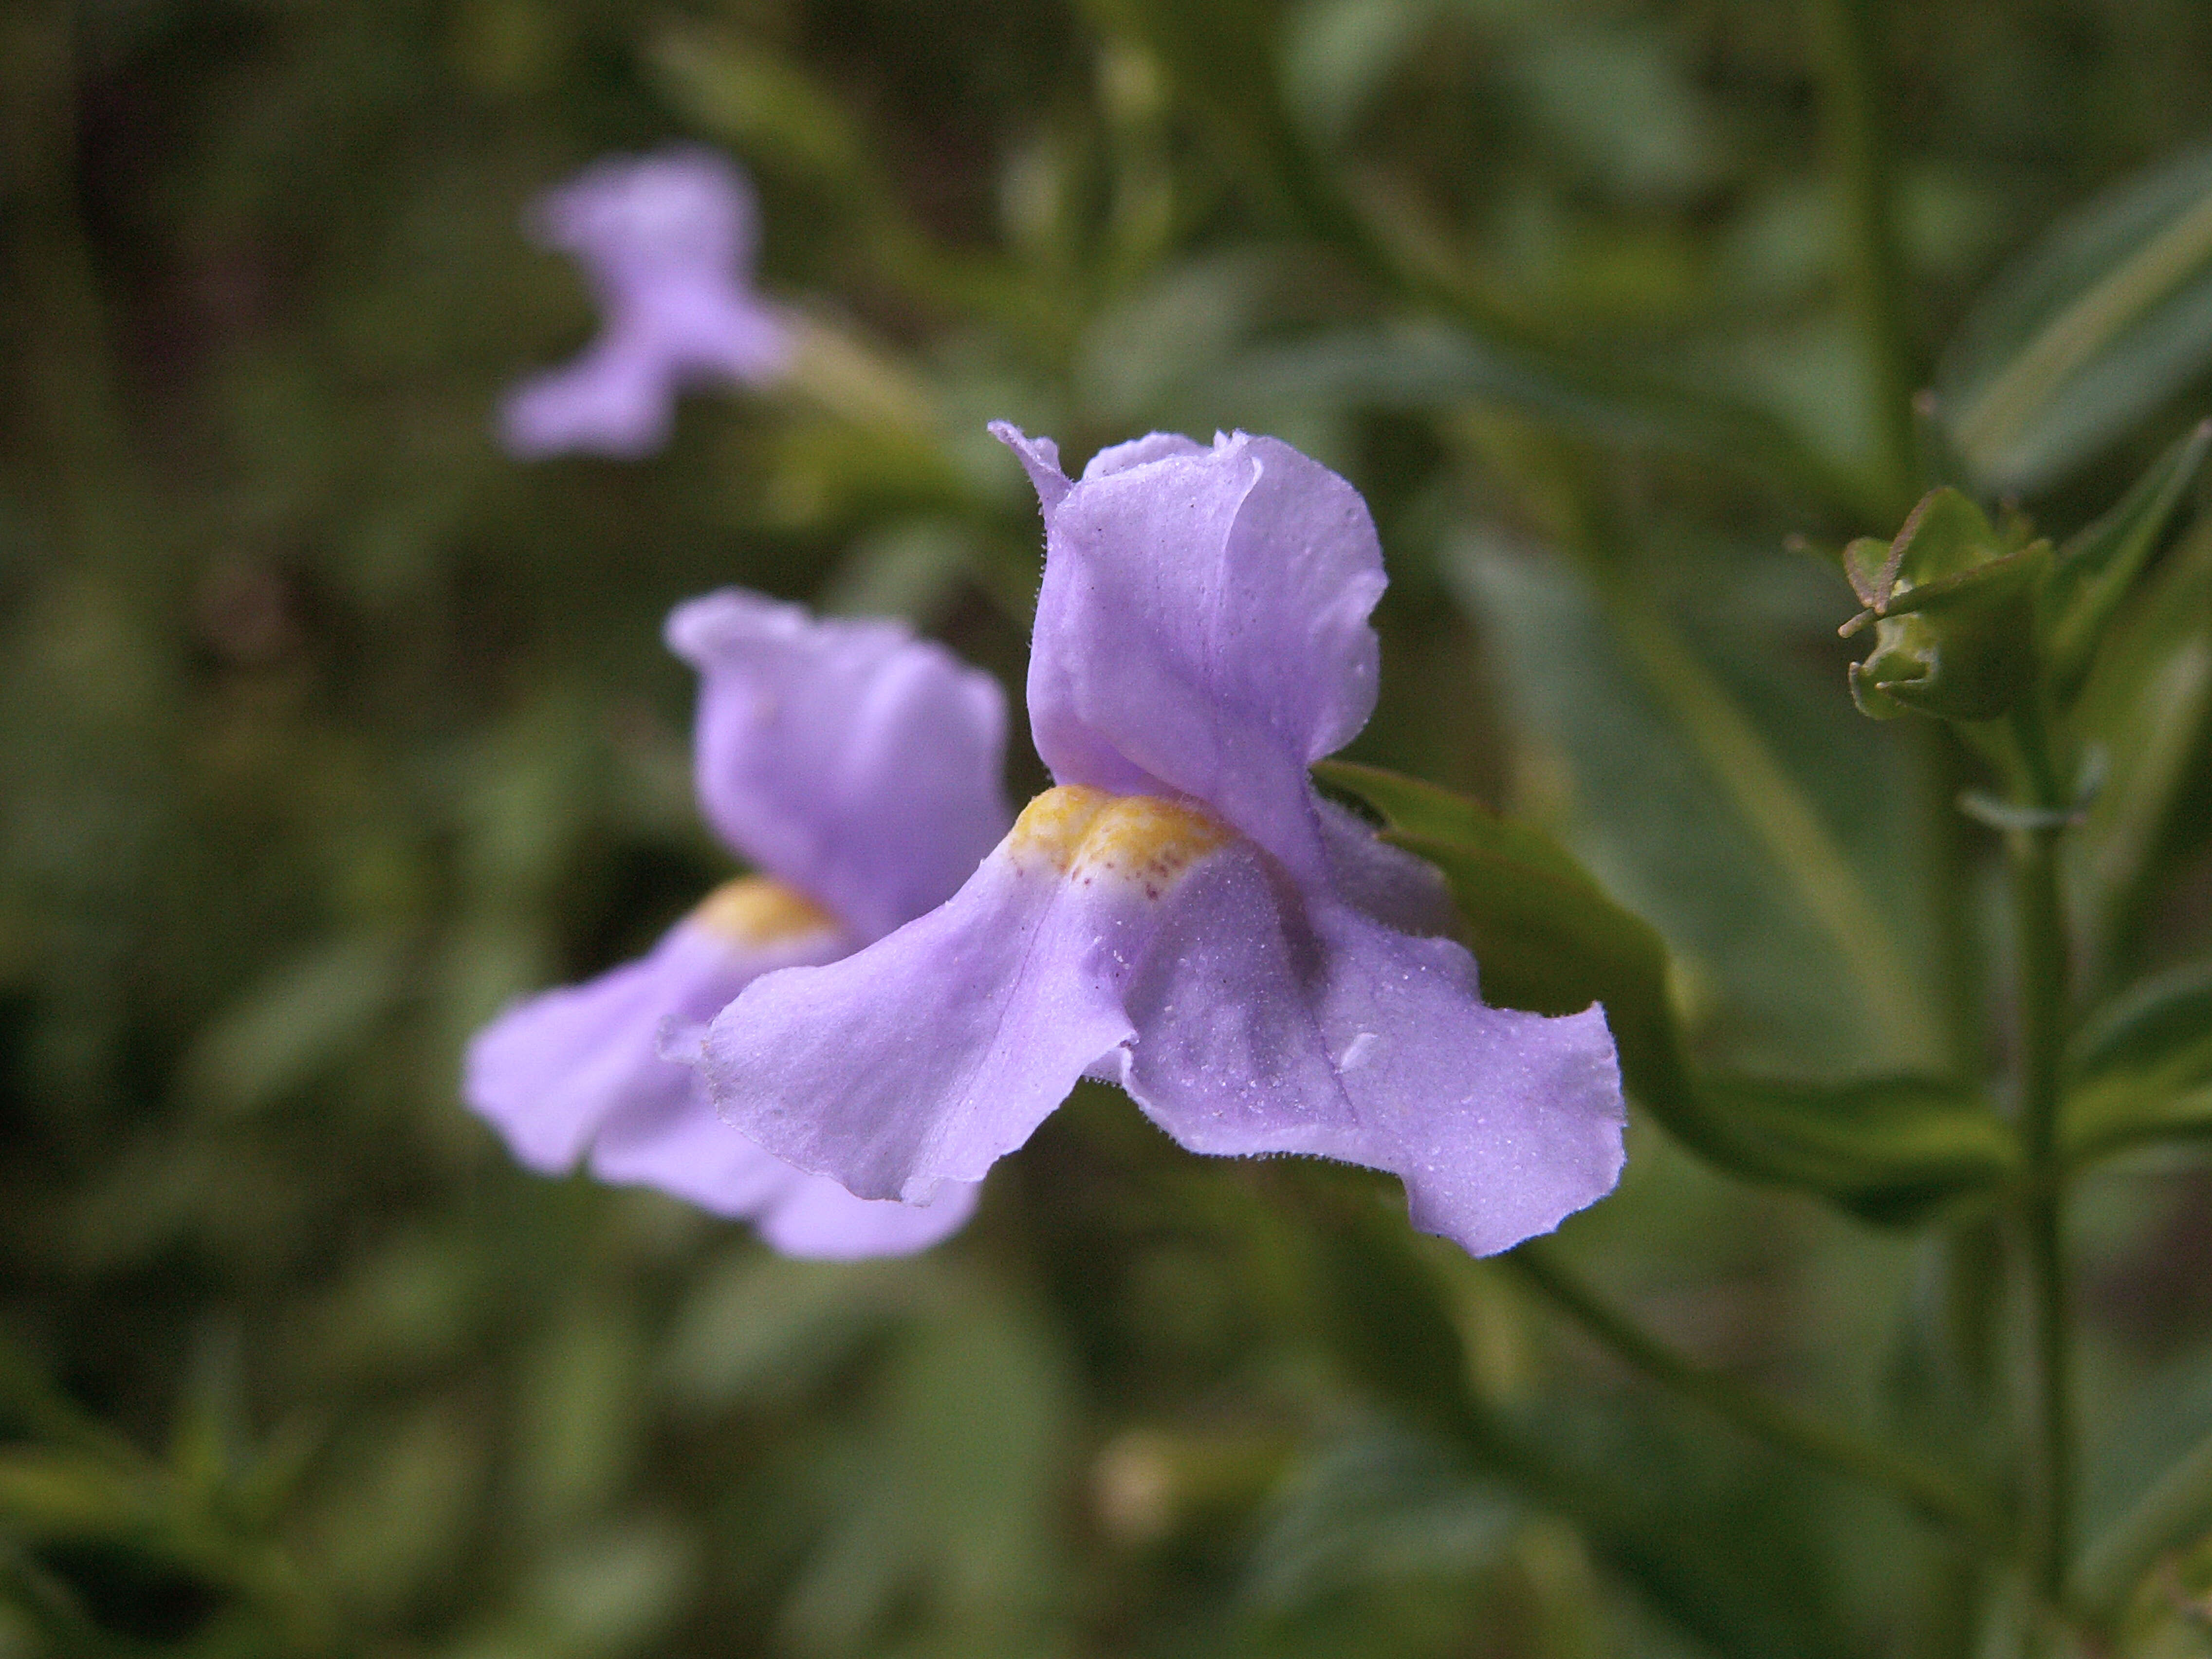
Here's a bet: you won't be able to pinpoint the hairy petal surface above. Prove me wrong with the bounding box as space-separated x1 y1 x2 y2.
1107 848 1622 1255
668 590 1012 942
1302 903 1622 1255
995 423 1386 880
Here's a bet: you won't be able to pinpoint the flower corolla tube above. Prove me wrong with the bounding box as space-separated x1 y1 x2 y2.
699 427 1627 1258
501 148 790 460
464 590 1011 1257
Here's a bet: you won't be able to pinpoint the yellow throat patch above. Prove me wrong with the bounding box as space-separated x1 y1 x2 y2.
1006 786 1233 899
691 876 841 947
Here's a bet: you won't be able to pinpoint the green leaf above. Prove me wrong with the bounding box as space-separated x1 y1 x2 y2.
2065 519 2212 980
178 930 411 1119
2063 958 2212 1164
1446 536 1940 1071
1697 1076 2014 1227
1940 140 2212 493
1243 1429 1518 1613
1318 763 2013 1223
1220 324 1869 509
2044 420 2212 704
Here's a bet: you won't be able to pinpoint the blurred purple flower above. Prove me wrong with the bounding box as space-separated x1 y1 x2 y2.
465 590 1010 1257
698 427 1626 1259
501 148 790 460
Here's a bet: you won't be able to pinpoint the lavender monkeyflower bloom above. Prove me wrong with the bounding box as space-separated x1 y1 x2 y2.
697 428 1626 1259
501 148 790 460
464 590 1010 1257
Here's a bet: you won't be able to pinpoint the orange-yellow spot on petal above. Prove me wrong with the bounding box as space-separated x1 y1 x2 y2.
1007 785 1233 897
691 876 840 947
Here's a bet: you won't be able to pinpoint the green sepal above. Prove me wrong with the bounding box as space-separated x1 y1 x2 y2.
1317 762 2016 1224
2042 420 2212 705
2063 958 2212 1165
1839 489 2051 722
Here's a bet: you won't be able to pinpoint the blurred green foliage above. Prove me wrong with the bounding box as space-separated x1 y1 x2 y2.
4 0 2212 1654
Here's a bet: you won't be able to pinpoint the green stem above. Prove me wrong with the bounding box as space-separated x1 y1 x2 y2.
2006 709 2074 1611
1505 1240 2006 1552
1922 723 1980 1076
1809 0 1917 513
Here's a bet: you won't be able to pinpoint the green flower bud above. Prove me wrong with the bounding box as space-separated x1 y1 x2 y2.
1839 489 2050 723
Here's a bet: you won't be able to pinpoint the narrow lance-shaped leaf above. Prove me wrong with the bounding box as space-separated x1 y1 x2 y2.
1940 140 2212 493
2066 516 2212 981
2042 419 2212 705
2063 958 2212 1165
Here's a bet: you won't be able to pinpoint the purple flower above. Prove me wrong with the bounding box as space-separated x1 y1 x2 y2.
696 428 1626 1259
464 590 1011 1257
501 148 790 460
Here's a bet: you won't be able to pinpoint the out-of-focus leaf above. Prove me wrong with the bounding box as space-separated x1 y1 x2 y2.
526 1517 696 1657
514 1301 645 1532
178 930 411 1118
776 1282 1069 1656
1696 1076 2013 1227
1221 324 1867 507
295 1399 487 1618
2079 1416 2212 1628
2063 959 2212 1164
2043 420 2212 703
1941 142 2212 493
1449 534 1940 1071
654 1251 915 1415
646 24 870 194
1321 763 2013 1222
1243 1428 1518 1611
2066 516 2212 980
1299 1182 1486 1441
1281 0 1438 147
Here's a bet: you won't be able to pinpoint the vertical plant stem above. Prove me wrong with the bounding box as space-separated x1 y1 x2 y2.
2006 709 2074 1611
1809 0 1917 513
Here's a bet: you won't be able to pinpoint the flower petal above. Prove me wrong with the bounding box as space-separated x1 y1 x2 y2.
534 147 759 296
702 787 1251 1201
700 811 1138 1201
1114 859 1623 1256
667 590 1012 941
1313 793 1457 939
590 1085 979 1258
500 341 671 460
464 912 837 1173
995 423 1386 881
1305 901 1623 1255
756 1175 981 1260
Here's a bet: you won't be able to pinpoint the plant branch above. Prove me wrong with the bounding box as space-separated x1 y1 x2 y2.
1504 1239 2006 1552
